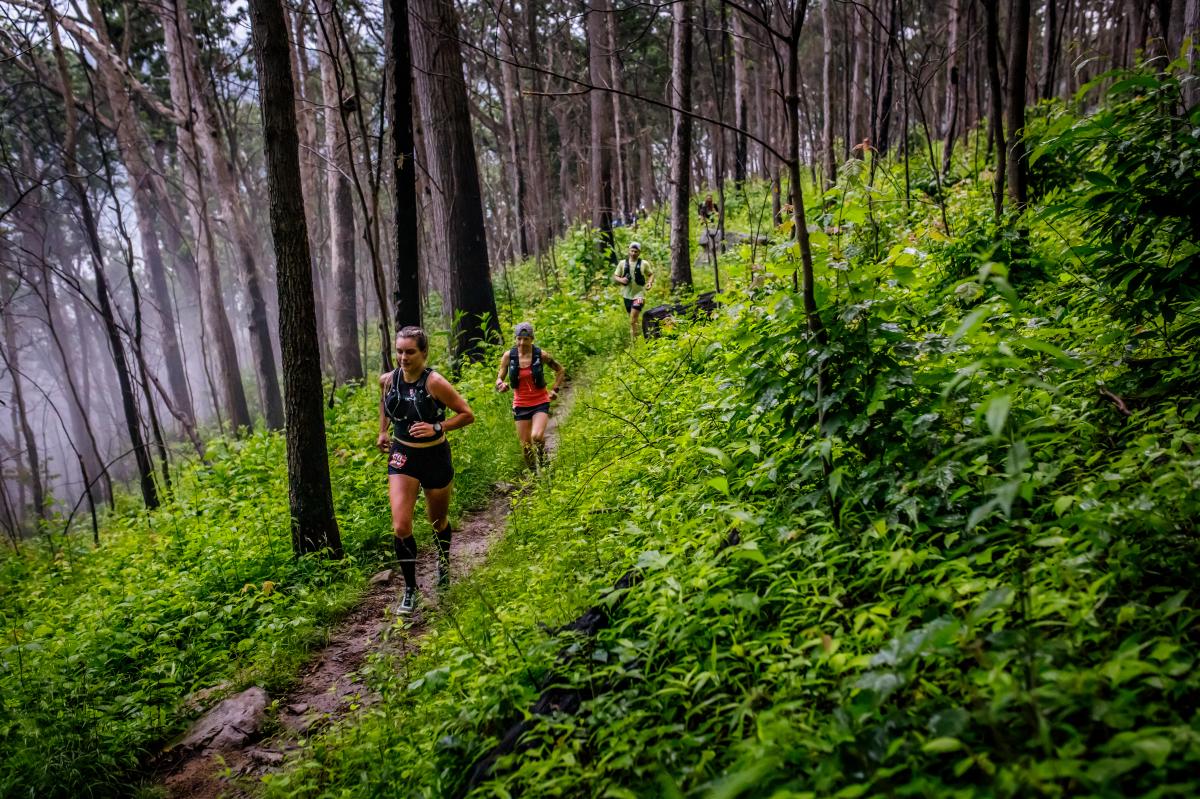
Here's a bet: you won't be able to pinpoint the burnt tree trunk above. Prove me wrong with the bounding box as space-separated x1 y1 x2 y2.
388 0 423 329
669 0 694 289
411 0 501 359
588 0 617 266
248 0 343 558
942 0 963 175
1006 0 1030 208
984 0 1007 220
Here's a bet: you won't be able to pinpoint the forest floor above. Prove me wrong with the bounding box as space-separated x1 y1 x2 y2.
153 401 570 799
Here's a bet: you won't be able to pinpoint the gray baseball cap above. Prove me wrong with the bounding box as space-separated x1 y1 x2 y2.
514 321 534 338
629 241 641 250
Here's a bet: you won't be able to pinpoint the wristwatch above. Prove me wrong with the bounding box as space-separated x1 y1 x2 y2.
433 422 443 434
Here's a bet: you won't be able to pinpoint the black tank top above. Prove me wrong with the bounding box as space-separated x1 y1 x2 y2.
383 367 446 443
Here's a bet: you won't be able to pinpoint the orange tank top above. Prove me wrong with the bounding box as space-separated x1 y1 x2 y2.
513 364 551 408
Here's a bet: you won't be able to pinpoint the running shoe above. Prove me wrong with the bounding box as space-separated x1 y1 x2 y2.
397 586 419 615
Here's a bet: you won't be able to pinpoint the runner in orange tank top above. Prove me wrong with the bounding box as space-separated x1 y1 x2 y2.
495 322 565 470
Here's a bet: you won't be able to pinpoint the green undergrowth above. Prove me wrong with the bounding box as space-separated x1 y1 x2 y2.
265 71 1199 797
0 283 625 796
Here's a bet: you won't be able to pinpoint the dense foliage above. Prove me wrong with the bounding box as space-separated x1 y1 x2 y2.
0 287 625 798
261 73 1200 798
4 68 1200 798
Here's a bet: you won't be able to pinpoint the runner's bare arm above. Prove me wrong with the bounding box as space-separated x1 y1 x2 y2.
542 351 565 397
495 351 511 392
377 372 393 450
426 373 475 432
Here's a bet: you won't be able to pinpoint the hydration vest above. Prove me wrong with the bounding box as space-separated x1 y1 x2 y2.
622 258 646 286
384 367 446 441
508 346 545 389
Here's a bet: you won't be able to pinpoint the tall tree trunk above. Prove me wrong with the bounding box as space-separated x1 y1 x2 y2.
732 7 750 185
317 0 364 383
639 126 658 209
388 0 423 329
248 0 343 558
411 0 501 359
588 0 617 266
785 3 824 340
86 0 194 429
849 2 868 155
821 0 837 190
607 8 630 219
0 305 45 523
1006 0 1030 209
157 1 254 431
47 9 158 509
669 0 694 289
984 0 1007 220
159 0 284 429
874 0 898 155
523 0 552 254
1184 0 1200 107
499 14 530 259
942 0 963 175
291 8 335 375
10 150 110 505
1040 0 1059 99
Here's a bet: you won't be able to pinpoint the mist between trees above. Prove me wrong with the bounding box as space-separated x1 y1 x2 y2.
1 0 1196 544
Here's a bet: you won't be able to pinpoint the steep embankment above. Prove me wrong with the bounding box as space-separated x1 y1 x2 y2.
271 282 1200 798
263 84 1200 796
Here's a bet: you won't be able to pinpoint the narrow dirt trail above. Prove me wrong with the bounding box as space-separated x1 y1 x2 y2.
154 400 570 799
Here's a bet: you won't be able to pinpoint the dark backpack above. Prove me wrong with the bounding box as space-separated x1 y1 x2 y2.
623 258 646 286
508 346 545 389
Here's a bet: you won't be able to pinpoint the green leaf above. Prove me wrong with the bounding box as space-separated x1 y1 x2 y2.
984 394 1011 437
731 543 768 566
951 308 988 345
1016 338 1084 369
707 476 730 496
1130 736 1172 768
923 737 964 753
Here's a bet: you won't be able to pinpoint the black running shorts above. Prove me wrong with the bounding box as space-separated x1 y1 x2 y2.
623 296 645 314
388 439 453 489
513 402 551 421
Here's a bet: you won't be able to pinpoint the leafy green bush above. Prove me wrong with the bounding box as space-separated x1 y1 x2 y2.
1034 66 1200 336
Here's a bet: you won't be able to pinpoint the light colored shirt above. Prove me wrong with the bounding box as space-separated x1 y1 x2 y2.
614 257 652 300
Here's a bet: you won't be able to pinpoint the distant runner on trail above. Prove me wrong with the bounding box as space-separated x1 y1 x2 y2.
377 326 475 614
495 321 564 471
613 241 654 342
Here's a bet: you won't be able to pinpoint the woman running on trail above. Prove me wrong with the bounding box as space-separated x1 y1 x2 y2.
494 322 565 470
377 326 475 614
